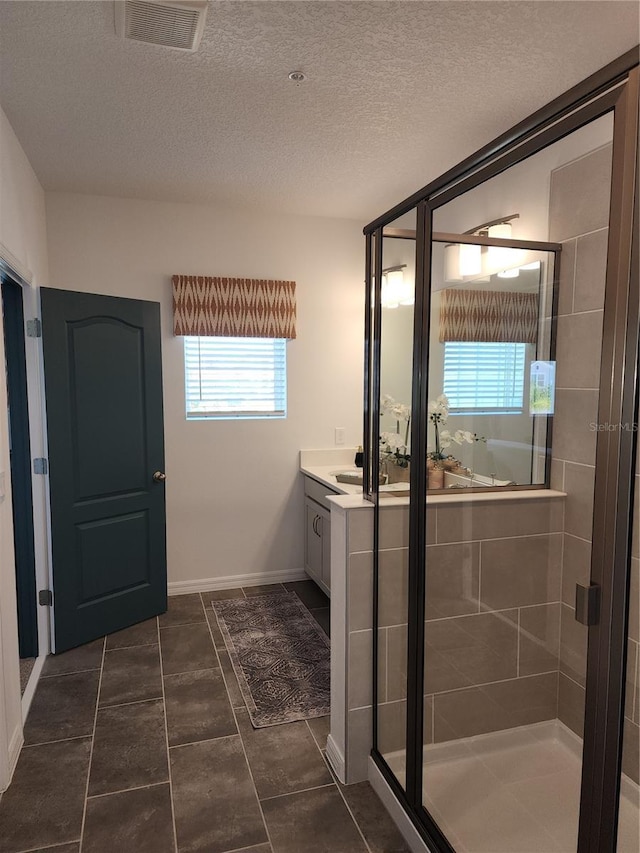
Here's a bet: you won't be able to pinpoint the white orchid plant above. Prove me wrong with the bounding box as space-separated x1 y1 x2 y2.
380 394 411 468
428 393 484 462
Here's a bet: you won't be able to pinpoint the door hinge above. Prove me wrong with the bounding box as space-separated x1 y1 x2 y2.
38 589 53 607
575 583 600 626
26 318 42 338
33 457 48 475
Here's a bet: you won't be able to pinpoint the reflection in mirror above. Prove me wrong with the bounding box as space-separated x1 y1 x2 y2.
427 244 556 488
379 234 557 489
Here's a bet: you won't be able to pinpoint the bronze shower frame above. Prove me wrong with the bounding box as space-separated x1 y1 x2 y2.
363 47 639 853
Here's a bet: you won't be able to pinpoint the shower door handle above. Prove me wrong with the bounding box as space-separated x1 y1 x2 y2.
575 583 600 626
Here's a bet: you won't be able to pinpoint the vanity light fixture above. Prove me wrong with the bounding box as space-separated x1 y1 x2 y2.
488 223 520 278
444 214 520 283
381 265 411 308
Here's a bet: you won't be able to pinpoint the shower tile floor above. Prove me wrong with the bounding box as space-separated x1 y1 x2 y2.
386 721 639 853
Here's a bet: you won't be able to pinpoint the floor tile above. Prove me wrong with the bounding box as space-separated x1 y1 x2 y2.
83 783 174 853
209 587 245 600
262 785 368 853
218 648 245 708
41 638 104 677
236 709 332 799
160 623 217 675
158 593 205 628
243 583 286 596
310 607 330 636
164 668 237 746
99 644 162 707
88 699 169 796
339 781 411 853
0 738 91 853
171 736 268 853
306 715 330 750
23 671 99 745
203 602 225 649
284 580 329 610
106 617 158 650
29 845 80 853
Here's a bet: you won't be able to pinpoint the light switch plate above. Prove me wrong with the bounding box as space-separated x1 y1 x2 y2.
334 427 345 446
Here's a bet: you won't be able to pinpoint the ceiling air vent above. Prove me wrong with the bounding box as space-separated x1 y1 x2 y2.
115 1 208 52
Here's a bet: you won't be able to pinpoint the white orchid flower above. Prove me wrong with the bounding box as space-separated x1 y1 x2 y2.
380 394 396 414
439 429 453 448
380 431 405 451
391 403 411 421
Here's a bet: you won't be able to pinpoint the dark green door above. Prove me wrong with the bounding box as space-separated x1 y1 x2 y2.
41 288 167 652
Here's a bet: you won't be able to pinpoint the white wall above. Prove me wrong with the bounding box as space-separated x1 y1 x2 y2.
45 192 365 587
0 105 50 790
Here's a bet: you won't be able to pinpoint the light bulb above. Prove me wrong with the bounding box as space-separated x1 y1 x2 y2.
444 244 462 282
459 243 482 277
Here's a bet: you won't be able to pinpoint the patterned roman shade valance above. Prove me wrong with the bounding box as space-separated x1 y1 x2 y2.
439 288 538 344
172 275 297 338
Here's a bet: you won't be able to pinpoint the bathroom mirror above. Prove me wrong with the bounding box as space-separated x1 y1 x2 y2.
379 232 558 488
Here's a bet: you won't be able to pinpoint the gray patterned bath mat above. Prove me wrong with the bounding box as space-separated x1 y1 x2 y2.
212 591 330 728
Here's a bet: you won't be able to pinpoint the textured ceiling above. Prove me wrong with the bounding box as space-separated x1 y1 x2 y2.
0 1 638 221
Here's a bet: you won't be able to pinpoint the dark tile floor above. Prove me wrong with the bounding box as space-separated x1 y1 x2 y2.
0 581 410 853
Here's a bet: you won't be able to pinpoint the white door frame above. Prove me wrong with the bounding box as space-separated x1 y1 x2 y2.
0 248 51 790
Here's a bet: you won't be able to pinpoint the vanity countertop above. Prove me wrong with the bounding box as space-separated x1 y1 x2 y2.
299 450 566 506
300 463 362 496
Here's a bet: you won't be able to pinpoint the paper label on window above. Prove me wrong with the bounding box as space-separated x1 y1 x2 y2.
530 361 556 415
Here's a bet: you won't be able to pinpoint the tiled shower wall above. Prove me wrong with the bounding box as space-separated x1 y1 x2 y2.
349 497 565 756
549 142 612 743
548 141 640 786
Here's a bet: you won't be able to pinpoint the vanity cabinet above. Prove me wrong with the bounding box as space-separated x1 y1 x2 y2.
303 476 337 596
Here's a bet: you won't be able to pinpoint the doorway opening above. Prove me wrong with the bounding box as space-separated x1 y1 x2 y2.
1 275 38 692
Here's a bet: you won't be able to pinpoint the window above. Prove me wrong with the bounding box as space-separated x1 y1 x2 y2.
185 336 287 420
443 341 526 412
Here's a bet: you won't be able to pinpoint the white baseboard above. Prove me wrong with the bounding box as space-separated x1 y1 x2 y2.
168 568 308 596
21 654 46 723
325 734 345 784
368 757 434 853
6 724 24 790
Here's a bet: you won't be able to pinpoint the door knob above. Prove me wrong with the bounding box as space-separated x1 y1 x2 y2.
153 471 166 483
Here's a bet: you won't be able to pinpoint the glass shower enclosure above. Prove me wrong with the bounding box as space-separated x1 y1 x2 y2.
363 50 639 853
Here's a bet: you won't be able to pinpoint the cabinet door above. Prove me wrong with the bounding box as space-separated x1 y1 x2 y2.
320 508 331 591
305 499 323 582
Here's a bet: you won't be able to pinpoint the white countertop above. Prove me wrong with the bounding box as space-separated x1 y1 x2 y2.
299 463 362 496
299 449 566 507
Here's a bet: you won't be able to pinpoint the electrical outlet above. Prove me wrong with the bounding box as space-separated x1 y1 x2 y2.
335 427 345 446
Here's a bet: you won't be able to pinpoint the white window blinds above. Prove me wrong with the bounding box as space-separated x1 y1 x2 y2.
443 341 527 412
185 336 287 419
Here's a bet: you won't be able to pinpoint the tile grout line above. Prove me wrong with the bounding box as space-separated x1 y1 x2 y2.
78 635 107 853
200 593 273 851
157 617 180 853
22 733 93 749
87 779 169 801
96 694 164 711
15 843 82 853
305 719 374 853
40 667 102 680
169 733 241 751
259 782 336 803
